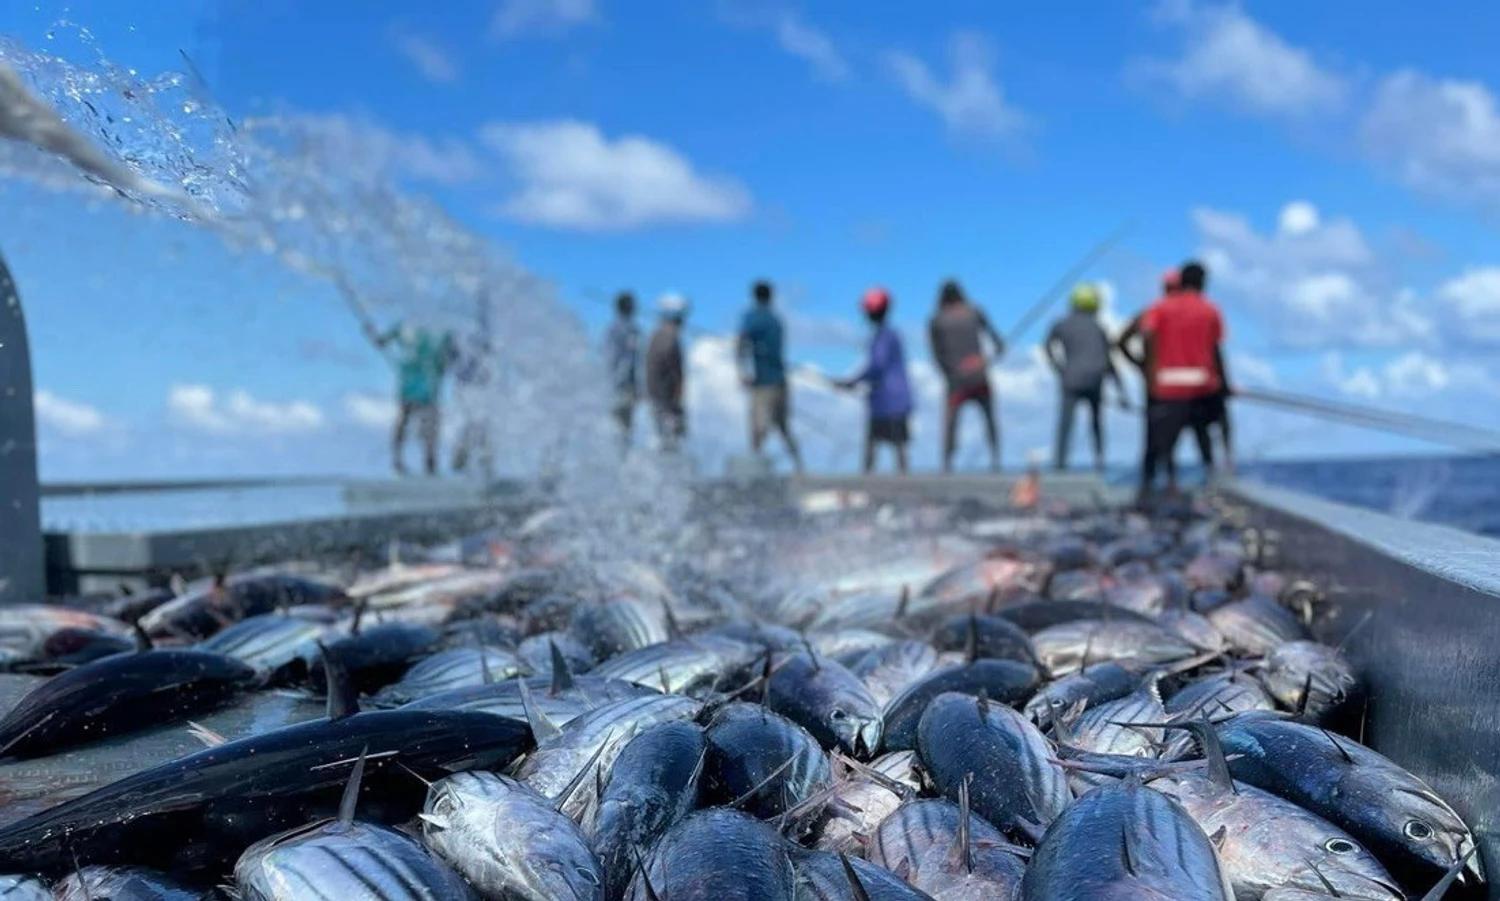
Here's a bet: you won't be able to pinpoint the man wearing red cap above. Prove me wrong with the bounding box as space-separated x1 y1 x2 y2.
837 287 913 473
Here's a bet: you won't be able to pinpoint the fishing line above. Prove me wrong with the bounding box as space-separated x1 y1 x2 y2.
1004 220 1134 344
1236 387 1500 455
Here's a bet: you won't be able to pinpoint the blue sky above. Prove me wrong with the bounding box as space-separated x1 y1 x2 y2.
5 0 1500 478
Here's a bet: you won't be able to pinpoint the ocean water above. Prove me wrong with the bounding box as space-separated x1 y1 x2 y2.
1239 454 1500 538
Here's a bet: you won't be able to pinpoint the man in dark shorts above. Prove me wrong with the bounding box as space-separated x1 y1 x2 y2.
837 286 913 473
1046 283 1128 471
928 279 1005 472
1134 260 1230 500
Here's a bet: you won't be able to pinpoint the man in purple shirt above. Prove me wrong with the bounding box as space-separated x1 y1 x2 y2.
838 287 913 473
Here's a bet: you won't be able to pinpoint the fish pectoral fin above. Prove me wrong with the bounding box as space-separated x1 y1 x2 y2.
418 812 450 832
185 720 228 749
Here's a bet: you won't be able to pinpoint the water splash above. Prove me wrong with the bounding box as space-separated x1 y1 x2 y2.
0 24 710 561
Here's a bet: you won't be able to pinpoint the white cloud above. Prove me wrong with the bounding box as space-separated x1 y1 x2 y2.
1277 200 1320 236
1362 70 1500 207
771 12 849 81
34 390 107 436
168 384 324 435
491 0 597 40
1436 267 1500 345
481 120 752 230
390 30 460 84
1135 2 1345 118
886 31 1030 142
344 392 398 429
1192 202 1434 348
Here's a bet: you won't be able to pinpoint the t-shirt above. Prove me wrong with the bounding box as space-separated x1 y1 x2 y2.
929 304 997 390
1140 291 1224 400
739 306 787 387
855 326 913 418
1047 311 1113 393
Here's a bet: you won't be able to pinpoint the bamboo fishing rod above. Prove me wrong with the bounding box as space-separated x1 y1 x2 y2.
1235 387 1500 455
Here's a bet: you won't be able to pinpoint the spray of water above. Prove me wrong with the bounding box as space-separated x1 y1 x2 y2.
0 24 704 565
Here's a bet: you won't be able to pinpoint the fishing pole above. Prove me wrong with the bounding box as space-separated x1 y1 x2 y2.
1004 220 1134 344
1235 387 1500 455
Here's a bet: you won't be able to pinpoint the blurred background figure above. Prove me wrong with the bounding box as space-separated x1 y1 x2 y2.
1131 260 1230 501
368 319 457 477
836 286 913 474
646 293 688 453
929 279 1005 473
604 290 640 453
1046 282 1128 472
738 280 803 474
450 295 495 478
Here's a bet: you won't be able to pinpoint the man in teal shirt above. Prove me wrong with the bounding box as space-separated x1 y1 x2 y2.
372 322 457 475
737 280 803 473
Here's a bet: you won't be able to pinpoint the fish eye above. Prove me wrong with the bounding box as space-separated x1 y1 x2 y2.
830 708 848 721
1404 820 1434 841
575 867 601 886
1325 838 1358 854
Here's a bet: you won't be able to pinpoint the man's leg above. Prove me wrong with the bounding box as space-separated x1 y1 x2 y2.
1087 389 1104 470
895 440 909 474
942 388 960 473
1054 389 1076 471
421 404 440 476
392 402 412 475
978 391 1000 472
862 422 876 474
776 387 803 473
749 388 768 454
452 421 471 473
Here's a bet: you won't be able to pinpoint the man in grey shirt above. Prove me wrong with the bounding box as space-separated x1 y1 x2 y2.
604 291 640 451
1046 283 1128 471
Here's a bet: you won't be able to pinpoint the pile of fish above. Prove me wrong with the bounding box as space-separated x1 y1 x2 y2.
0 497 1482 900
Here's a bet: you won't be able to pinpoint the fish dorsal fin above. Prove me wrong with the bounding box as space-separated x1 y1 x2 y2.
1318 727 1355 765
730 754 797 810
1295 672 1314 718
1420 850 1474 901
1143 672 1165 708
1357 696 1369 746
350 598 369 636
760 647 775 705
548 639 575 694
1208 826 1227 849
516 676 561 743
130 619 154 652
1080 630 1096 671
801 639 821 672
896 585 910 618
660 598 683 639
953 772 975 874
840 854 872 901
658 664 673 694
975 691 991 722
634 850 662 901
1193 717 1236 794
965 613 980 664
319 642 360 721
474 630 494 686
1121 822 1141 877
336 745 368 829
555 739 608 812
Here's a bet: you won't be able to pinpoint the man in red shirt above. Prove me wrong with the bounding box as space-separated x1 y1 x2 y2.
1136 261 1230 499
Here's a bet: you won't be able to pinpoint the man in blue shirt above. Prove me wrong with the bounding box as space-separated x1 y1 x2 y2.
737 280 803 473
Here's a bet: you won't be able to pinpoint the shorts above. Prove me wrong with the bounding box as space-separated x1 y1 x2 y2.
869 416 909 445
1195 392 1227 428
947 381 993 415
750 384 790 438
611 391 636 428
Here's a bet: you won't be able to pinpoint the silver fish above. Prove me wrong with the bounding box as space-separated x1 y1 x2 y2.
53 866 207 901
0 605 131 668
0 874 48 900
1208 596 1310 656
767 653 883 757
197 613 335 680
371 646 525 706
515 693 700 825
590 636 761 695
869 798 1027 901
1259 641 1358 719
1032 618 1196 676
422 772 601 901
1020 778 1233 900
850 641 954 709
236 820 476 900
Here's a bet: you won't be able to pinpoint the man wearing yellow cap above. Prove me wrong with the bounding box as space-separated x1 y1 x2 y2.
1045 283 1129 471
